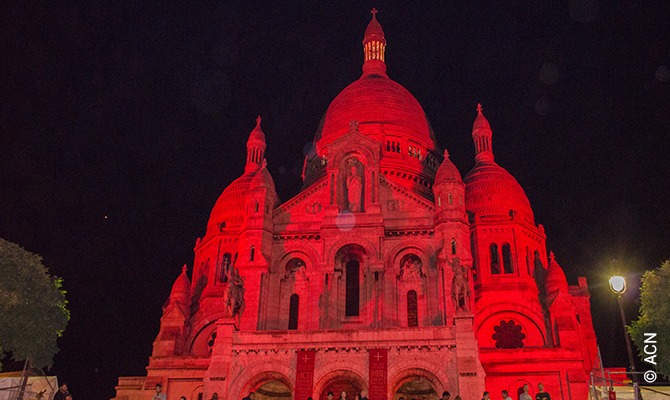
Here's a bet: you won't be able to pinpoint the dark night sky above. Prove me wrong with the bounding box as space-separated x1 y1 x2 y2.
1 1 670 400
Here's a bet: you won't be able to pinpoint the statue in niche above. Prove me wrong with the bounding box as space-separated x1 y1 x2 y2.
450 257 471 311
220 255 231 283
284 258 307 281
347 165 363 212
399 254 422 280
226 266 246 326
340 156 365 213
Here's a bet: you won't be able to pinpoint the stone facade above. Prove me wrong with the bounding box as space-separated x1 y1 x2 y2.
113 11 598 400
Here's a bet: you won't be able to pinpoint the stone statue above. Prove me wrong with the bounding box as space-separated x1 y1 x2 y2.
400 256 422 279
450 257 471 311
346 165 362 212
226 266 246 326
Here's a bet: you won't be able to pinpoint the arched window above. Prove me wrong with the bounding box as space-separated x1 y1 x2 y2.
490 244 500 274
451 238 457 255
502 243 513 274
288 294 299 330
526 246 531 276
407 290 418 327
448 193 452 204
255 201 259 213
345 260 360 316
219 253 231 283
250 246 255 262
437 196 441 207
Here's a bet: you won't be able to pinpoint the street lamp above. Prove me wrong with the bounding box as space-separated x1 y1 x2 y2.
609 275 636 371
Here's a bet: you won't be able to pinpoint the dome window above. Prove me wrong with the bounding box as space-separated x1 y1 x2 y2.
490 244 500 274
502 243 513 274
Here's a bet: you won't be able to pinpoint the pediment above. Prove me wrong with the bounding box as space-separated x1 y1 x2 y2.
274 177 329 220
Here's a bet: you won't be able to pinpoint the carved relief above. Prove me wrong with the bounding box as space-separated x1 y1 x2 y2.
399 254 423 280
387 199 404 212
306 202 322 214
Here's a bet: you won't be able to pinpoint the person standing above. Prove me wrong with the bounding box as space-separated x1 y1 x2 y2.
519 384 532 400
54 382 68 400
535 383 550 400
482 391 490 400
241 392 255 400
441 391 451 400
501 390 512 400
152 385 167 400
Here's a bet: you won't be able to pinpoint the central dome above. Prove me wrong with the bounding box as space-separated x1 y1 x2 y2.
315 74 436 147
313 11 437 150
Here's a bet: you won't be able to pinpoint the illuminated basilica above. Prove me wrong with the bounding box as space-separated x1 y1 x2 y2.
114 11 598 400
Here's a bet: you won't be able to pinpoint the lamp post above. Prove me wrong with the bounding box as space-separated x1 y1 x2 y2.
609 275 636 373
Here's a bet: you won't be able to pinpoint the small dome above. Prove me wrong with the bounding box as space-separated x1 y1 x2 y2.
250 160 276 193
248 116 266 146
169 265 191 305
464 163 534 223
363 10 386 45
435 150 462 184
546 252 569 294
473 104 492 131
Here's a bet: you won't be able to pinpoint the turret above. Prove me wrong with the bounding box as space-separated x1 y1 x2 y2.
151 265 191 357
362 9 387 77
245 116 266 174
472 104 494 164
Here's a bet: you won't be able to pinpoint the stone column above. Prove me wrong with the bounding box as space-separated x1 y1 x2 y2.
454 312 486 399
204 318 236 400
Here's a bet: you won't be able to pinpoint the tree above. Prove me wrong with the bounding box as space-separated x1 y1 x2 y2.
629 260 670 378
0 239 70 369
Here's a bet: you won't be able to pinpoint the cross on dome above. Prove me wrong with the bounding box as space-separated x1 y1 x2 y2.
371 8 378 16
477 103 483 113
256 115 262 126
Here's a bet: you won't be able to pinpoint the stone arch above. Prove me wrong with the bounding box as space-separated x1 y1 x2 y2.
327 236 377 268
276 243 321 268
229 361 295 400
189 384 204 400
388 365 448 400
186 312 230 355
385 241 435 273
385 241 439 327
329 145 378 170
476 306 547 347
313 368 368 400
187 320 217 356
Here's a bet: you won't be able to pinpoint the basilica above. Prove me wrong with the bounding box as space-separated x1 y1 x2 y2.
114 11 598 400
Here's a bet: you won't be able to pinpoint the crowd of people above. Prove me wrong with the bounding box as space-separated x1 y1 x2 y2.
142 381 551 400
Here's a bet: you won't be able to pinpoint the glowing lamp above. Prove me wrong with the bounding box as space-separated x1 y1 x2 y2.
609 275 626 294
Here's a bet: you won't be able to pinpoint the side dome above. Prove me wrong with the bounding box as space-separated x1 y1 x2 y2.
206 173 254 234
464 163 534 223
206 117 268 236
464 105 534 223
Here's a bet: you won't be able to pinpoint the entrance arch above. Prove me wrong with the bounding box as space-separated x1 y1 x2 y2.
238 371 294 400
314 370 368 400
389 368 445 400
